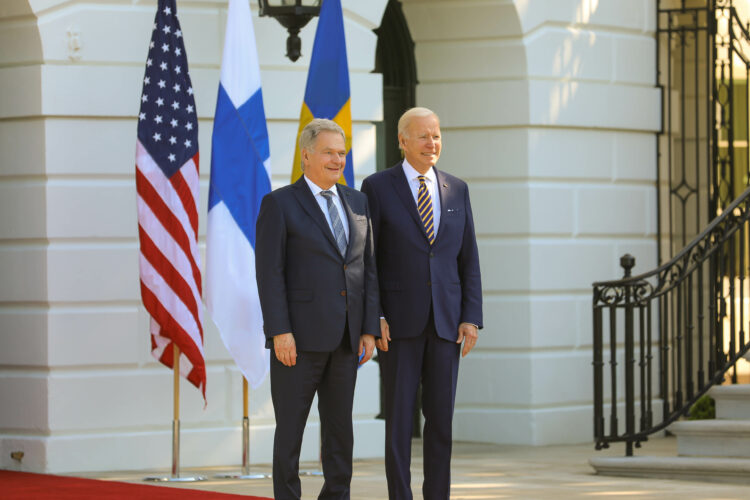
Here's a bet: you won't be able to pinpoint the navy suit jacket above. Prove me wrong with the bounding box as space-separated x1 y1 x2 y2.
361 163 483 341
255 177 380 353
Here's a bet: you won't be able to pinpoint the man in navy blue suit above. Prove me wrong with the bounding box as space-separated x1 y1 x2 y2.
361 107 483 499
256 119 379 500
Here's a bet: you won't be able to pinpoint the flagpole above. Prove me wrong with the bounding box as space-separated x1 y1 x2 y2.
299 424 324 477
172 345 181 477
144 345 206 482
242 377 251 475
214 377 271 479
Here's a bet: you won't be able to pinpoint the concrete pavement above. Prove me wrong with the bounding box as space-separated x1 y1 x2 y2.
86 436 749 499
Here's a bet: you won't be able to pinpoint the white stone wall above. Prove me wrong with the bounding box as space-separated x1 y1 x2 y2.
401 0 659 445
0 0 387 473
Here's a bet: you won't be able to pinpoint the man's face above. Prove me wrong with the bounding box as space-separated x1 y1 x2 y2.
399 114 441 173
302 130 347 189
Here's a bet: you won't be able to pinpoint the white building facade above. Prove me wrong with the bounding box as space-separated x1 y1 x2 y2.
0 0 659 473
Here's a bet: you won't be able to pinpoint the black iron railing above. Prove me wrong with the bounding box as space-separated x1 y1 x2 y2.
657 0 750 263
593 185 750 456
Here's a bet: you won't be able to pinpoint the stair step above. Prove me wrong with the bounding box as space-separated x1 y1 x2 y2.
709 384 750 419
590 456 750 484
670 420 750 457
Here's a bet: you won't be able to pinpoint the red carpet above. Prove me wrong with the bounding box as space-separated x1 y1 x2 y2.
0 470 273 499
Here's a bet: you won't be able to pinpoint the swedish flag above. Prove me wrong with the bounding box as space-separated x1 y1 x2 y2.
291 0 353 186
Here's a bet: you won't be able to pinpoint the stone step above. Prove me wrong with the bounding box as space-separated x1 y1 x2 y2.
589 456 750 484
669 420 750 458
709 384 750 419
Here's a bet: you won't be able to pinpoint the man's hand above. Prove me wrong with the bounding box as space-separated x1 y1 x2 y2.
456 323 478 357
376 318 391 351
358 334 376 365
273 333 297 366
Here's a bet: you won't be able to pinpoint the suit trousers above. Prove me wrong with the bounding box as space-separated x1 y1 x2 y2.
379 313 461 500
271 332 357 500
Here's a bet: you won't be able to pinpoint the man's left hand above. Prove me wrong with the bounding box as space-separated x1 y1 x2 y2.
456 323 478 357
359 334 376 365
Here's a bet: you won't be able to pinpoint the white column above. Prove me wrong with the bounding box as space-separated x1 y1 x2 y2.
402 0 659 445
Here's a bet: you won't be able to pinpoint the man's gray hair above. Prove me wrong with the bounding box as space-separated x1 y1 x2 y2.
300 119 346 171
397 107 439 139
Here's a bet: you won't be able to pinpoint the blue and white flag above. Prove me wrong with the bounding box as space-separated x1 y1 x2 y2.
206 0 271 388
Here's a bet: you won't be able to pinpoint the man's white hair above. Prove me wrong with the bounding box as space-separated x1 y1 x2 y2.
397 107 439 140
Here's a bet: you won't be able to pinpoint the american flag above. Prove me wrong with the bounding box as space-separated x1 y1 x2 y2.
136 0 205 399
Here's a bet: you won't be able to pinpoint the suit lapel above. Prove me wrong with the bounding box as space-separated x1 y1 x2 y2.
291 177 341 256
392 163 440 245
390 164 430 241
337 184 357 259
434 168 450 241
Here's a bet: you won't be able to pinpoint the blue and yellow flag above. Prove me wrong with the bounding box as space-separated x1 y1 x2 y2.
291 0 353 186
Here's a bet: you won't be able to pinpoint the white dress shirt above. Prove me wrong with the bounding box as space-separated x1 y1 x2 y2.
304 175 350 242
402 159 441 237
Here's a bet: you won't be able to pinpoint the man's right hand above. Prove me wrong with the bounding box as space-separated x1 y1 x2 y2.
273 333 297 366
376 318 391 351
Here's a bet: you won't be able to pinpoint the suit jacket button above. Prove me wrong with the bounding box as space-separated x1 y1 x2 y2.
427 281 431 287
341 290 347 296
429 252 434 258
343 264 347 270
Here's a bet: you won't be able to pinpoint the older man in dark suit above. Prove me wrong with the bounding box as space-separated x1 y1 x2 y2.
361 107 483 500
255 119 379 500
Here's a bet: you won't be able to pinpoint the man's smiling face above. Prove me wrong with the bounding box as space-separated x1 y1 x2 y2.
302 130 347 189
399 114 441 174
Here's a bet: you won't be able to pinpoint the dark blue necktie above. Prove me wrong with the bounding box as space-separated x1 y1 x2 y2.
320 190 347 256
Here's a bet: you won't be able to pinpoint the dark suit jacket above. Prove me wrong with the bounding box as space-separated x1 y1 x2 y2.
361 163 483 341
255 177 380 353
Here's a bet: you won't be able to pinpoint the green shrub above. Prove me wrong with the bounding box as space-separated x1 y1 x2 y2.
688 394 715 420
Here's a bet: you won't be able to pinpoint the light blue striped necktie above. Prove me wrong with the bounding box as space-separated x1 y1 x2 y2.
417 176 435 245
320 190 348 256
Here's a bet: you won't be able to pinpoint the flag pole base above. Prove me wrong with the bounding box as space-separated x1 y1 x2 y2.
213 417 271 479
299 469 324 476
143 418 206 482
213 472 271 479
143 474 207 482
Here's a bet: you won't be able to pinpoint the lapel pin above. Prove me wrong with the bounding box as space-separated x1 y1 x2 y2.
443 183 448 188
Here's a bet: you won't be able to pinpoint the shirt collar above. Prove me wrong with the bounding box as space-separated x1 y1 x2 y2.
304 175 339 198
402 159 436 184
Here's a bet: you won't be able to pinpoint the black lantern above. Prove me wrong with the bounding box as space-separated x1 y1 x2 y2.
258 0 322 62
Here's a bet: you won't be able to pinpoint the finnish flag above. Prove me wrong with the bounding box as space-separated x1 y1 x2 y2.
206 0 271 388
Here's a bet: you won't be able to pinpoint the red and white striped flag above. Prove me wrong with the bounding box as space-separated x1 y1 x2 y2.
135 0 205 399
